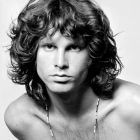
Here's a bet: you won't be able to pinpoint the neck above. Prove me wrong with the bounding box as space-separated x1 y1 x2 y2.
46 83 98 119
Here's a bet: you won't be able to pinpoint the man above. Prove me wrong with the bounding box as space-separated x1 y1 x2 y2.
4 0 140 140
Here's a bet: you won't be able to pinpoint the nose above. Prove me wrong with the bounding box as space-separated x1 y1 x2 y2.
54 50 68 69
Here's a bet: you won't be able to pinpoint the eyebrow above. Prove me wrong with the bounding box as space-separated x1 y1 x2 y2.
39 36 85 47
39 42 55 47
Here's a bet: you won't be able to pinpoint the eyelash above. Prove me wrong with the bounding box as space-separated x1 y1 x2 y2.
46 44 55 49
68 45 82 51
43 44 82 52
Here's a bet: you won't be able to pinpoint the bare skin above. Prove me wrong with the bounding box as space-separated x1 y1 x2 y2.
4 79 140 140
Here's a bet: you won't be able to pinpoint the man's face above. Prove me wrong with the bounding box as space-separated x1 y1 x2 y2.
37 31 91 94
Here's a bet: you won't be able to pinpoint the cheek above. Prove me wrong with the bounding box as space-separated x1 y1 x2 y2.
36 51 51 79
36 49 53 69
75 52 91 70
71 53 91 79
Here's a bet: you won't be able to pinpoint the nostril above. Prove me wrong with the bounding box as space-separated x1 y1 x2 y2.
55 64 68 69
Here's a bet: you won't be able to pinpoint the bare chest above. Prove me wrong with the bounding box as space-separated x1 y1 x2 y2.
35 119 139 140
26 102 140 140
96 119 139 140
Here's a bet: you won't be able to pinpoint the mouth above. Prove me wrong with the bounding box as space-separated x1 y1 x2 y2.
53 74 71 77
52 74 72 82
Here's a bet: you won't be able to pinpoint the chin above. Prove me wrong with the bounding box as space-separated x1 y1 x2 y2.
46 82 74 94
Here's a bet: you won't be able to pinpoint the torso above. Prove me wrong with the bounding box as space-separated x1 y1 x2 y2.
18 98 140 140
97 108 140 140
5 79 140 140
26 102 140 140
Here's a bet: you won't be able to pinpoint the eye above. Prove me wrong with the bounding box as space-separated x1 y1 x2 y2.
69 45 82 52
43 44 56 51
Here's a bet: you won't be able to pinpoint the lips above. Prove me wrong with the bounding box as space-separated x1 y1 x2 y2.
52 74 71 82
53 74 71 77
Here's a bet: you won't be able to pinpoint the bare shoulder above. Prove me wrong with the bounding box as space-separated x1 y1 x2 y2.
114 78 140 124
4 93 39 121
4 94 38 138
114 78 140 97
4 94 49 140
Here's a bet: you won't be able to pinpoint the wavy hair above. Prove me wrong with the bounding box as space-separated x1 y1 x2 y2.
8 0 123 103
